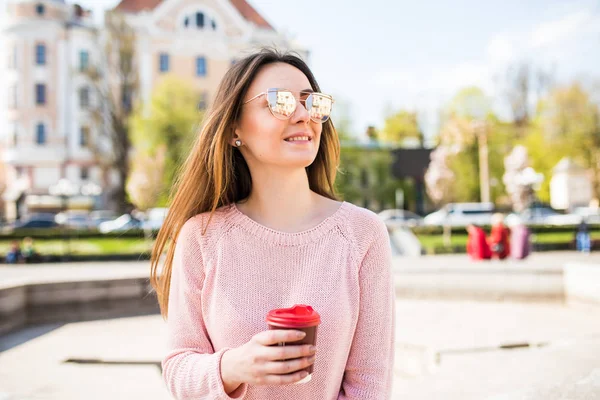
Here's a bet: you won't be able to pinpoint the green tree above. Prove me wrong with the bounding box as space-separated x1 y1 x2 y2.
129 76 204 207
336 143 405 211
381 110 424 147
432 87 516 204
535 83 600 199
446 86 491 120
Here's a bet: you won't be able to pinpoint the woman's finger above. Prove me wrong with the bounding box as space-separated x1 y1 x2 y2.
261 355 315 375
253 329 305 346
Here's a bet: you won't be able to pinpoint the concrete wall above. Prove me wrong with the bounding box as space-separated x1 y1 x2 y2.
395 265 566 303
0 278 159 336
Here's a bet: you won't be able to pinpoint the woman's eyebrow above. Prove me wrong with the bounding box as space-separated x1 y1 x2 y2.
300 88 314 93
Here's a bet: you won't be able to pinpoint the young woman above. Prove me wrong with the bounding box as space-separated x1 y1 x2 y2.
150 49 395 399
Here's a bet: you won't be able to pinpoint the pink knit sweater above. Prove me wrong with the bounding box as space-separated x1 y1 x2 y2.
162 201 395 399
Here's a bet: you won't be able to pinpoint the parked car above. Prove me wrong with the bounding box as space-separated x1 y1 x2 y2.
141 207 169 231
573 207 600 224
505 204 581 226
54 211 91 230
98 214 142 233
378 209 423 228
4 213 59 232
423 202 495 227
88 210 118 229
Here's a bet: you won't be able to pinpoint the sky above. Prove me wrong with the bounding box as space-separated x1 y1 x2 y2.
3 0 600 140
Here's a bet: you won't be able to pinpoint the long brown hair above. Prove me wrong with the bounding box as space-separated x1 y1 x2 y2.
150 48 341 317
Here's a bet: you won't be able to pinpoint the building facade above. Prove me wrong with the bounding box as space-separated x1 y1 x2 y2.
1 0 306 220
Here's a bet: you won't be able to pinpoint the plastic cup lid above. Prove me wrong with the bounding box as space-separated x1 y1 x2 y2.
266 304 321 328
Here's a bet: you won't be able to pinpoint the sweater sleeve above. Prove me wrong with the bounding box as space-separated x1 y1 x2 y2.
162 217 249 399
339 219 395 399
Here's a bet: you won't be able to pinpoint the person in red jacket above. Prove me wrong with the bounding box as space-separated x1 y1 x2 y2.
466 224 492 260
489 213 511 260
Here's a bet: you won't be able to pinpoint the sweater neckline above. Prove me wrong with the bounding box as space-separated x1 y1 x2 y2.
227 201 349 246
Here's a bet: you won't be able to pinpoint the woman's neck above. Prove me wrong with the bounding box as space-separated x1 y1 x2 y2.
236 168 329 232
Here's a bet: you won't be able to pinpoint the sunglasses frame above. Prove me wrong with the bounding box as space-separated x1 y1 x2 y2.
243 88 334 123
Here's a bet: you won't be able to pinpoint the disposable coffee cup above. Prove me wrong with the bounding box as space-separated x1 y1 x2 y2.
266 304 321 384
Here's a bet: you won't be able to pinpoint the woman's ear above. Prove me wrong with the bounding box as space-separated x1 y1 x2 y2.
229 126 242 147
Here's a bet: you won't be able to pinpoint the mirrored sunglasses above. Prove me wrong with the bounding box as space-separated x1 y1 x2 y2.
244 88 334 123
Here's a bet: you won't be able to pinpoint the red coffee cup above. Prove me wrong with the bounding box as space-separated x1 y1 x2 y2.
266 304 321 384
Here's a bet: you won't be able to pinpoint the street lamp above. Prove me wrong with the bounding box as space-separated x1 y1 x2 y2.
471 120 490 204
49 179 79 260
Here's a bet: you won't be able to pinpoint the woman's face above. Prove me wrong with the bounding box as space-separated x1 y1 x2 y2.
233 62 323 170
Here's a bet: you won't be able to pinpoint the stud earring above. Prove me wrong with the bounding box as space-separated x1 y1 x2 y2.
235 140 242 147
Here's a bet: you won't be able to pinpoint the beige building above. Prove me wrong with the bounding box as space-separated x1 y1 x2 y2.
117 0 307 112
0 0 306 220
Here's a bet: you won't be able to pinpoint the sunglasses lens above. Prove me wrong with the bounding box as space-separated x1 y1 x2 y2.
267 90 296 119
306 93 333 122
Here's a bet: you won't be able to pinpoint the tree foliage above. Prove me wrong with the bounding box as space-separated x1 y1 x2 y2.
380 109 424 147
129 76 204 207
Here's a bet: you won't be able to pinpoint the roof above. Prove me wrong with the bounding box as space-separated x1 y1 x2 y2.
115 0 162 13
114 0 274 30
228 0 273 29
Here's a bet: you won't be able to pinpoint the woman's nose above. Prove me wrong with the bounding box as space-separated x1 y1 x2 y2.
290 99 310 124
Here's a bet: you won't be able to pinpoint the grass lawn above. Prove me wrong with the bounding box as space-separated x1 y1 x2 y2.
0 237 153 256
416 231 600 249
1 230 597 257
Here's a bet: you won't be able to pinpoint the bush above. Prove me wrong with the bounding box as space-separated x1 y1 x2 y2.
0 228 157 240
412 223 600 236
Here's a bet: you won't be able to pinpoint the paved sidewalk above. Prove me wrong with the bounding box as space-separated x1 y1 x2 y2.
1 253 600 399
1 298 600 399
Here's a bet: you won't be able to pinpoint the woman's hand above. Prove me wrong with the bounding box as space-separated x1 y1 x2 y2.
220 329 316 393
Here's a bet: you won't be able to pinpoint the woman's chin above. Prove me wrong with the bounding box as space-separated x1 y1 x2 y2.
278 156 317 169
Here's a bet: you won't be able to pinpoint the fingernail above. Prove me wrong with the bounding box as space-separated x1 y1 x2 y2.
309 346 316 353
308 355 316 363
296 331 306 338
301 371 309 378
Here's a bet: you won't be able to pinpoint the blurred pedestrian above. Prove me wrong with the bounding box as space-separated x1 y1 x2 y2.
5 240 23 264
575 219 591 253
22 236 39 263
466 224 491 260
490 213 510 260
508 217 531 260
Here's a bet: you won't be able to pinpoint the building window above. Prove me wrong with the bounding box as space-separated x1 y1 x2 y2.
80 167 89 180
159 53 169 72
196 56 207 77
8 85 17 108
36 4 45 16
196 12 204 28
80 126 90 147
184 17 189 27
198 91 208 110
79 50 89 72
79 87 90 108
35 44 46 65
211 19 217 30
36 123 46 145
35 83 46 105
